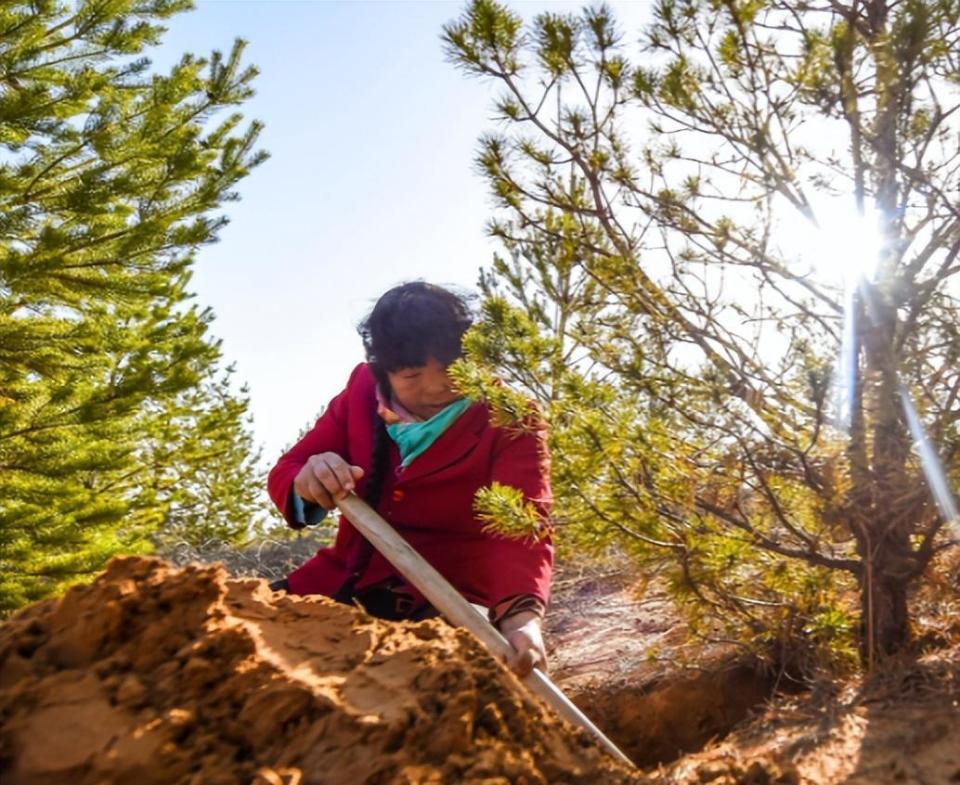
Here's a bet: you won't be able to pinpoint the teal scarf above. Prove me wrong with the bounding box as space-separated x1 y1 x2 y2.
386 397 472 467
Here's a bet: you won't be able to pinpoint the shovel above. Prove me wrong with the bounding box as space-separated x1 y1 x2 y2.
337 492 636 769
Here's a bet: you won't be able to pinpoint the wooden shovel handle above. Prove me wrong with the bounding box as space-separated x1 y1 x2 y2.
337 493 635 769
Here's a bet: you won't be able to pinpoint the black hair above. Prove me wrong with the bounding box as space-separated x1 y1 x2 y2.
359 282 473 510
358 281 473 373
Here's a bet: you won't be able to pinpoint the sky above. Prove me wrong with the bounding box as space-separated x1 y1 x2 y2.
152 0 652 463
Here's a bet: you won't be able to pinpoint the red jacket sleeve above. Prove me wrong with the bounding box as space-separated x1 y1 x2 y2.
485 417 554 607
267 364 363 528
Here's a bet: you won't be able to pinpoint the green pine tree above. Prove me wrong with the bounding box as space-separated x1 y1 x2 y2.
446 0 960 667
0 1 268 613
137 364 269 548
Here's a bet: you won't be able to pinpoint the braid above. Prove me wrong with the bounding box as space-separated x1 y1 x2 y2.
364 372 392 510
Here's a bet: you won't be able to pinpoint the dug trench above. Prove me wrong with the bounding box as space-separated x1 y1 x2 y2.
568 665 776 770
557 573 960 785
546 569 779 771
0 557 782 785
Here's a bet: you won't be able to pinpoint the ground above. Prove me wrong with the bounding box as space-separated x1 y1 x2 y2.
547 561 960 785
661 647 960 785
2 556 960 784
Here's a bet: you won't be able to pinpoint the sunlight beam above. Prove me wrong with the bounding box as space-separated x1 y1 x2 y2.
778 195 960 537
899 386 960 538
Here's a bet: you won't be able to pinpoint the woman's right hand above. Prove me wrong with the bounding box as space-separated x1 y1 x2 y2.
293 452 365 510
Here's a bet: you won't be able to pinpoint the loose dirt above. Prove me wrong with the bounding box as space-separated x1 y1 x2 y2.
546 570 774 769
658 645 960 785
3 556 960 785
547 566 960 785
547 570 683 692
0 557 646 785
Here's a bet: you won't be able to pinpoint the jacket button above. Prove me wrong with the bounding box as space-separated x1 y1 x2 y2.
392 489 405 502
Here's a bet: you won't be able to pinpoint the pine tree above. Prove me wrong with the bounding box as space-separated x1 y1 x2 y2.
136 364 268 548
0 1 268 613
445 0 960 665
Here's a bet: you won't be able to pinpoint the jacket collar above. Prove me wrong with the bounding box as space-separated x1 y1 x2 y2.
396 401 488 483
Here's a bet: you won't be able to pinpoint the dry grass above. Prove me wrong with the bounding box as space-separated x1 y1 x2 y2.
158 530 332 582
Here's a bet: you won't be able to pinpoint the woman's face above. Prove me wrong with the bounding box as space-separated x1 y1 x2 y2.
386 356 461 420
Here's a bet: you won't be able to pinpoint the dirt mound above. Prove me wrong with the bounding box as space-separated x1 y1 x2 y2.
0 557 645 785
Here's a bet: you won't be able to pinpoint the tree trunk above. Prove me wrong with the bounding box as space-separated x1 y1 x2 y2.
857 282 914 662
859 568 910 660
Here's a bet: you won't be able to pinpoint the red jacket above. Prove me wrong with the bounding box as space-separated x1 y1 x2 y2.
267 363 553 609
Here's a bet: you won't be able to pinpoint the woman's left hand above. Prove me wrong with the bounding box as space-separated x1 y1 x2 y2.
499 610 547 678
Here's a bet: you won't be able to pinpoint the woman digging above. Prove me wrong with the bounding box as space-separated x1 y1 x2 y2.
267 282 553 677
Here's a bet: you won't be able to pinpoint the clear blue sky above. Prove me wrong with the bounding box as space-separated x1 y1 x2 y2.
153 0 651 462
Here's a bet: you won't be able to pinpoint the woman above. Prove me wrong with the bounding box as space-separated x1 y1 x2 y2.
267 282 553 676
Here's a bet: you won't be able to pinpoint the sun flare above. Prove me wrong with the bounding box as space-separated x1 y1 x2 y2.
774 197 884 286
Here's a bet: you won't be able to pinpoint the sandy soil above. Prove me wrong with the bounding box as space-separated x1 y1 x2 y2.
3 556 960 785
658 646 960 785
546 570 773 769
546 570 684 692
0 557 646 785
548 566 960 785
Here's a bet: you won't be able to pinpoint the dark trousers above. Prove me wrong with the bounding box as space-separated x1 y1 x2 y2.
268 577 439 622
